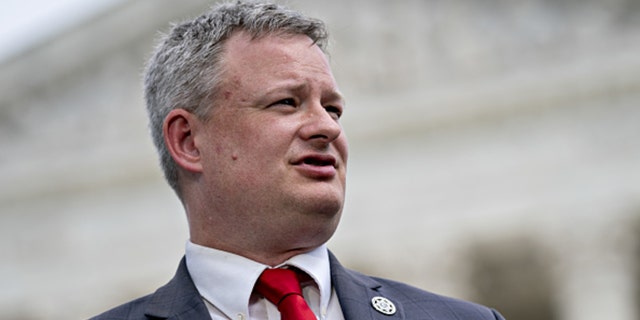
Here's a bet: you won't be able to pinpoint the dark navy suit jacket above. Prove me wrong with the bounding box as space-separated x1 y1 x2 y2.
91 252 505 319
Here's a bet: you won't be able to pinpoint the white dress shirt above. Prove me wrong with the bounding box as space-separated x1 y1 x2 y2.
185 241 345 320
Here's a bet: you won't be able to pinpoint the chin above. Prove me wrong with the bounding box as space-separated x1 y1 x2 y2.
303 196 344 218
294 183 345 212
296 213 342 249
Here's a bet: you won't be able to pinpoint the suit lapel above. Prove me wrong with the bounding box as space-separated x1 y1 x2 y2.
144 257 211 319
329 252 405 320
142 253 407 320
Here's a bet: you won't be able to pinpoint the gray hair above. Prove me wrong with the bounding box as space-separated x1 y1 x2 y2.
144 1 329 195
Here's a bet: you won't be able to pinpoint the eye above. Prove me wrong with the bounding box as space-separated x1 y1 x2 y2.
325 105 342 119
270 98 297 107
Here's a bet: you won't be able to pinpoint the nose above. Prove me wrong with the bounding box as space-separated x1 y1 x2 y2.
299 103 342 145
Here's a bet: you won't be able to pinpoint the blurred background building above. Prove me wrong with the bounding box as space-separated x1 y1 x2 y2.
1 0 639 319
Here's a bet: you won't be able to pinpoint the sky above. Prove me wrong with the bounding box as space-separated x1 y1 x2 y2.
0 0 123 62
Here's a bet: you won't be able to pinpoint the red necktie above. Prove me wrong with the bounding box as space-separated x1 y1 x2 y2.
255 268 317 320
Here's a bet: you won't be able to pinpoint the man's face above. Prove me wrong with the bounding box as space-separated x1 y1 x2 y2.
192 32 348 251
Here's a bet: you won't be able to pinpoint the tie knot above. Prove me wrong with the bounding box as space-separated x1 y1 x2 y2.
255 268 303 305
254 268 317 320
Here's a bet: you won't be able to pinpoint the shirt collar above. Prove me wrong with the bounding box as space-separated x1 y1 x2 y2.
185 241 332 319
276 244 332 312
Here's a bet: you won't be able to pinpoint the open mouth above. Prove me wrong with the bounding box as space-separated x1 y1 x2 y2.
297 155 336 167
292 154 338 178
303 157 334 166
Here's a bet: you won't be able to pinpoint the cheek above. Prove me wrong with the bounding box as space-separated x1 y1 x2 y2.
336 135 349 163
217 121 264 159
213 115 295 167
231 131 285 166
240 120 293 155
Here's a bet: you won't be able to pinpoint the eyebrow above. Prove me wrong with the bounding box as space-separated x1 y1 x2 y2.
325 90 346 107
264 80 345 105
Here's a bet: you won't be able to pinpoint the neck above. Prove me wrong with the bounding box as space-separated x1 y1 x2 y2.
189 236 318 266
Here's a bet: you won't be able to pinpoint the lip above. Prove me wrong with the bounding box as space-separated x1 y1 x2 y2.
291 153 338 179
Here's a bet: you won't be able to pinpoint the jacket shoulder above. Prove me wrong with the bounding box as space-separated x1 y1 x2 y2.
89 257 209 320
89 294 153 320
372 276 505 320
330 251 504 319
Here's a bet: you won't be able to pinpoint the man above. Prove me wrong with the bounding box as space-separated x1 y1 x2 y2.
92 1 505 319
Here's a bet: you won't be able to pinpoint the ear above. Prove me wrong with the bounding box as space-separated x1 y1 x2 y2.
163 109 203 173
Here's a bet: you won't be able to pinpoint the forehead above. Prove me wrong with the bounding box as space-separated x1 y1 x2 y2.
224 30 319 54
213 31 343 109
221 31 333 78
